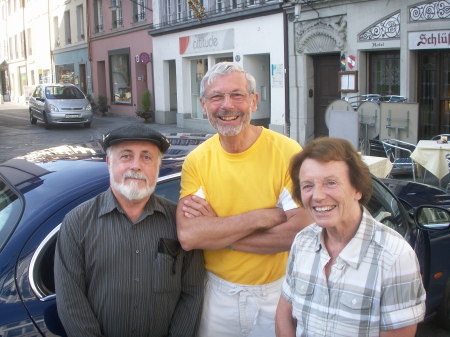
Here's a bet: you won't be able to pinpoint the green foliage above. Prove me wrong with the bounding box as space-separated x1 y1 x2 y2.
140 89 151 112
135 89 153 122
97 95 109 113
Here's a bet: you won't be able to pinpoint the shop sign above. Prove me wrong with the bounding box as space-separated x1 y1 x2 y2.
179 29 234 55
408 30 450 50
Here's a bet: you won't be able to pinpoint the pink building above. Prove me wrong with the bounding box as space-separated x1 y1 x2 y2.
88 0 153 116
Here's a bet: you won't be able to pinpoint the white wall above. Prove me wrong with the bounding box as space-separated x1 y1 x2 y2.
152 12 285 129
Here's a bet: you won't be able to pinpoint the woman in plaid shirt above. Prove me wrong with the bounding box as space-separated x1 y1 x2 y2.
275 137 425 337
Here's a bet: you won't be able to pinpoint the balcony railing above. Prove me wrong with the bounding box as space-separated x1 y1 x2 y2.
153 0 282 32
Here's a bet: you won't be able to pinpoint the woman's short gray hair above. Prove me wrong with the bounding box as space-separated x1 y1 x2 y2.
200 62 256 98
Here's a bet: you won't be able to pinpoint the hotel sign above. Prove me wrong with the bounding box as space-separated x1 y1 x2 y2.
179 29 234 55
408 30 450 50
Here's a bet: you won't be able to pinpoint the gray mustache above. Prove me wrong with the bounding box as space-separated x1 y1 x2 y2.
123 171 147 181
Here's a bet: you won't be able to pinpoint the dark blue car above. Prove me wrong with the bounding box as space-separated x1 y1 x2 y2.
0 138 449 335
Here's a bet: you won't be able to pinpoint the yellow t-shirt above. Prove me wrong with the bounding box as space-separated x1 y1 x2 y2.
180 127 302 285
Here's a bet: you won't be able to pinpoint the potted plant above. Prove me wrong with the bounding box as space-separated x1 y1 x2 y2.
97 95 109 116
135 89 153 123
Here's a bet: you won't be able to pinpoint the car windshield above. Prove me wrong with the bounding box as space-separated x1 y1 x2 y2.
0 178 23 251
45 86 85 99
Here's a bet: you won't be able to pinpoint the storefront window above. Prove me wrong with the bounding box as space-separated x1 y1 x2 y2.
191 58 208 119
56 64 75 84
109 49 131 104
369 51 400 95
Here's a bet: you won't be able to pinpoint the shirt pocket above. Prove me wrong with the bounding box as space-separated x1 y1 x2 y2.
152 251 183 293
339 292 373 326
292 278 315 320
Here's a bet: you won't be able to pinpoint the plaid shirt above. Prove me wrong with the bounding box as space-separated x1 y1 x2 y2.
281 209 426 337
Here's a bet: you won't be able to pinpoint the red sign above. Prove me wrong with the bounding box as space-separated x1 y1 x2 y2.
347 55 356 69
139 52 151 64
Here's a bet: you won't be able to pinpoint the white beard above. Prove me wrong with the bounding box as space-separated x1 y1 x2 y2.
207 109 250 136
109 169 156 201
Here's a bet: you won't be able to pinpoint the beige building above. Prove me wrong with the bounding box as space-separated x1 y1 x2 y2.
285 0 449 145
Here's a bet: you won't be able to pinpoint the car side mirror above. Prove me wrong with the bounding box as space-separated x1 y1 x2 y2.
415 205 450 230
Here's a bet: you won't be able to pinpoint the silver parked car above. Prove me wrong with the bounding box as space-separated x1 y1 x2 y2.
29 83 93 128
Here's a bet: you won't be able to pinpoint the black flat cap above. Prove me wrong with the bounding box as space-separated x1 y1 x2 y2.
102 124 170 153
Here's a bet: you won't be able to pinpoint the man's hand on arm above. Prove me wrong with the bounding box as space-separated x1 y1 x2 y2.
176 195 286 251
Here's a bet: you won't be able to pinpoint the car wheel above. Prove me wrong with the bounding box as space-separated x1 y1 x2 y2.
437 278 450 329
43 113 51 129
84 122 91 128
29 110 37 124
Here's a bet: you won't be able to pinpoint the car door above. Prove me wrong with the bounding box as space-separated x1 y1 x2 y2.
16 185 109 337
30 86 44 120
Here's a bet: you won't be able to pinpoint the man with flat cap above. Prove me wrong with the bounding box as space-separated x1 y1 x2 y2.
54 124 204 337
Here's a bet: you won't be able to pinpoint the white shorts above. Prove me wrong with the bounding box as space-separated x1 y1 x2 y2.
198 271 283 337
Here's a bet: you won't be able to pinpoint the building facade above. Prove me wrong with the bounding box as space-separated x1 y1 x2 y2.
0 0 90 104
150 0 287 130
285 0 449 145
87 0 154 116
51 0 90 96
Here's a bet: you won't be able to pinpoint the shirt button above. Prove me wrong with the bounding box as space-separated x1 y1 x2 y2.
352 298 357 305
135 249 140 254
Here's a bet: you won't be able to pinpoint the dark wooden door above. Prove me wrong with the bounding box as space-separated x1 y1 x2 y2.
314 54 341 137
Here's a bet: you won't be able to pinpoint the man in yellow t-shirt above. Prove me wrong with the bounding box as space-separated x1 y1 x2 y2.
176 62 313 337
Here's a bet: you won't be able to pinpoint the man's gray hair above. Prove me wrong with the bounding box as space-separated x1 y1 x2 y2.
200 62 256 98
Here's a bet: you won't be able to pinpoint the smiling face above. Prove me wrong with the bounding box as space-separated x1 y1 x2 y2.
107 140 161 201
299 158 363 232
200 72 258 137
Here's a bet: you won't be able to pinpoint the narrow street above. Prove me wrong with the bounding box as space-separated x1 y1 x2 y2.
0 102 198 163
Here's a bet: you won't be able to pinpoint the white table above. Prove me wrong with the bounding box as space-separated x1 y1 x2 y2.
410 140 450 182
362 155 393 178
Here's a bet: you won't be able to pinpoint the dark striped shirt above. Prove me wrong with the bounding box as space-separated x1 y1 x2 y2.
54 188 204 337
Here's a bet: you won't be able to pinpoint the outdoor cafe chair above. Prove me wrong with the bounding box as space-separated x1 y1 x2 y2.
381 139 417 182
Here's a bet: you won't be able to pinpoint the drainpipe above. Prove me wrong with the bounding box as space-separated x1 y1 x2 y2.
283 5 290 137
47 0 55 82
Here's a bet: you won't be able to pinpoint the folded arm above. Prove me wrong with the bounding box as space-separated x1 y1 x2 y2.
176 194 287 251
231 206 312 254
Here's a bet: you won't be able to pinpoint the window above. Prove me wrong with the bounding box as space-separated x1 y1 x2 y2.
190 58 208 119
367 179 406 236
0 179 22 251
109 49 131 104
112 6 123 28
64 11 71 45
369 51 400 95
20 31 25 57
53 16 59 47
166 0 172 23
94 0 104 33
27 28 32 55
216 0 223 11
76 5 85 41
177 0 182 20
133 0 146 22
14 34 18 59
55 64 75 84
